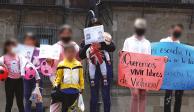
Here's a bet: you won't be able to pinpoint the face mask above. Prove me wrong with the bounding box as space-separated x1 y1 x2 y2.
61 36 71 43
173 31 182 38
135 28 146 36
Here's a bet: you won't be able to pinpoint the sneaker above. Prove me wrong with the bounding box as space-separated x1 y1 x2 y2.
104 79 108 86
91 80 95 87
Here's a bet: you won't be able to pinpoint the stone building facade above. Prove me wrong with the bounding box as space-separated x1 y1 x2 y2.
0 0 194 112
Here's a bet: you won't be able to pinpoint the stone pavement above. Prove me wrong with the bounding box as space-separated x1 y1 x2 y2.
0 81 194 112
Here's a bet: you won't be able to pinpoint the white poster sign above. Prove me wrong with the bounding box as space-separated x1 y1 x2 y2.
39 45 60 60
14 44 35 61
84 25 104 45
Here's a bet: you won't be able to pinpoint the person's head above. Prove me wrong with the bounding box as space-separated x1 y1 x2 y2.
58 24 73 43
3 38 18 55
88 18 102 27
134 18 147 37
171 24 184 39
64 44 76 61
23 32 39 47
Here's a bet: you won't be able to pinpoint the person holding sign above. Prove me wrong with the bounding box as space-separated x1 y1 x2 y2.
49 24 80 112
0 38 38 112
79 19 115 112
22 33 43 112
122 18 151 112
160 24 184 112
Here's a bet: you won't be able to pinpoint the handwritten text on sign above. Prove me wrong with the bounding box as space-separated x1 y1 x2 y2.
152 42 194 90
118 51 166 91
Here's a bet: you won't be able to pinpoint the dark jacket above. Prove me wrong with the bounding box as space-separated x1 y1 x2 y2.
79 40 116 60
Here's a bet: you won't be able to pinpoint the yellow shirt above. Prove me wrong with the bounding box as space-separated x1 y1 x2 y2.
54 58 84 90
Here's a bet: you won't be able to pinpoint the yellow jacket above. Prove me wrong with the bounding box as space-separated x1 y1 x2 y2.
54 58 84 90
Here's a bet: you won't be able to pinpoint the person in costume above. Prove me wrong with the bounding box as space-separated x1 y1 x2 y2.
79 18 115 112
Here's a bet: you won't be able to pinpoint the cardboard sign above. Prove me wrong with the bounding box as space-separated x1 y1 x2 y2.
14 44 35 61
118 51 166 91
152 42 194 90
39 45 60 60
84 25 104 45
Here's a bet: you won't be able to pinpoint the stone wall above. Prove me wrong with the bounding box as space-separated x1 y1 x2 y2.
0 6 194 112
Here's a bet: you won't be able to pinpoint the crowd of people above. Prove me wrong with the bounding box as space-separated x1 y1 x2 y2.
0 17 186 112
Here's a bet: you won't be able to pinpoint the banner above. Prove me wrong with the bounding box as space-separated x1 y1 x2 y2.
152 42 194 90
118 51 166 91
84 25 104 45
39 45 60 60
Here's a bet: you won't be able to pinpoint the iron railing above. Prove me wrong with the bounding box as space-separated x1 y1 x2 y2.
0 0 90 9
102 0 194 4
0 0 64 6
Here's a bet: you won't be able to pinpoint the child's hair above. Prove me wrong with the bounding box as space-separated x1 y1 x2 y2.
3 38 18 54
64 43 76 52
23 32 39 47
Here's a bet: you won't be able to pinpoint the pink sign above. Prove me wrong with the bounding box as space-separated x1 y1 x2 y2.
118 51 166 91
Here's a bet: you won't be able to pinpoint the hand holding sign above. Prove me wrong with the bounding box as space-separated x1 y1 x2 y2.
118 51 166 91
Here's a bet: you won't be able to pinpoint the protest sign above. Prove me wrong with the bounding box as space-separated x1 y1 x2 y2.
39 45 60 60
84 25 104 45
14 44 35 61
118 51 166 91
152 42 194 90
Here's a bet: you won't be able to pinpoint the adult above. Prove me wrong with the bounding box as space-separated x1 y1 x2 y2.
79 19 116 112
49 24 79 112
160 24 184 112
122 18 151 112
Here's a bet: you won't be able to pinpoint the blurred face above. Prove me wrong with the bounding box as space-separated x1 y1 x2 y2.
59 29 72 43
6 44 17 55
65 47 76 61
172 26 183 39
24 37 36 46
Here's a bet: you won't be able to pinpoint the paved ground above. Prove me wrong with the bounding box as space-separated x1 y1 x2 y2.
0 81 194 112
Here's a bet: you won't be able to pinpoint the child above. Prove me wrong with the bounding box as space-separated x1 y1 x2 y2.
23 32 43 112
53 44 84 112
0 38 25 112
86 42 110 86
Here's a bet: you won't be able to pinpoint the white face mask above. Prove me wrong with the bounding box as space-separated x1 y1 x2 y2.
11 46 18 54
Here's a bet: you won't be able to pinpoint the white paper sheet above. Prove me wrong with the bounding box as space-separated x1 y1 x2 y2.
84 25 104 45
14 44 35 61
39 45 60 60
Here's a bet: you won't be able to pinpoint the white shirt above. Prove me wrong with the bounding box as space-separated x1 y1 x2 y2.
122 35 151 54
160 36 180 43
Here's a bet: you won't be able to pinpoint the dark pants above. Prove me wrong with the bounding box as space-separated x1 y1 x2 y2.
24 76 43 112
90 63 112 112
164 90 184 112
61 93 79 112
5 78 24 112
